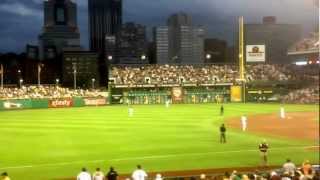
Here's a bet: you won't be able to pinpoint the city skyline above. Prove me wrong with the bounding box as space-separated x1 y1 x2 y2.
0 0 317 52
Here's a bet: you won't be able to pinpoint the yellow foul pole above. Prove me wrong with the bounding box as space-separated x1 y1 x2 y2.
239 16 245 80
239 16 246 103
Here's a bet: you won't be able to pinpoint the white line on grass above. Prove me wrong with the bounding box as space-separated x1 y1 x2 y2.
0 145 317 170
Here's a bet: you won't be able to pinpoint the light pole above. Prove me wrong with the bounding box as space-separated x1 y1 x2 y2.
17 69 21 86
38 63 43 87
0 64 3 89
19 79 23 88
72 63 77 89
91 78 95 89
55 78 60 86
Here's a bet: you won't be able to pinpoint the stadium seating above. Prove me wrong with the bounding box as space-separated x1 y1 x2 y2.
111 64 318 85
0 86 103 99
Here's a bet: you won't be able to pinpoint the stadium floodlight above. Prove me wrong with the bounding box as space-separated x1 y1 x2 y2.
91 78 95 89
206 54 212 60
141 55 147 60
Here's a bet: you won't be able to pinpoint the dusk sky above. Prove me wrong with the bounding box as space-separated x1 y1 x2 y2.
0 0 318 52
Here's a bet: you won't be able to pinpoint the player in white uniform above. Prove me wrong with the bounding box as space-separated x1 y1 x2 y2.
241 115 247 131
165 99 170 108
128 107 134 117
280 107 285 119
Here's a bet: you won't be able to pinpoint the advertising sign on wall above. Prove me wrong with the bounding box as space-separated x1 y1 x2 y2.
171 87 183 103
49 99 73 108
84 98 107 106
230 86 242 102
3 101 23 109
246 45 266 62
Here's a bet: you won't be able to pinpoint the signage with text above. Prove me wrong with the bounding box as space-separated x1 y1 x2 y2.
246 45 266 62
49 99 73 108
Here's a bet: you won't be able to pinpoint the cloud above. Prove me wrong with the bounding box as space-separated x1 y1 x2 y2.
0 2 42 17
0 0 317 52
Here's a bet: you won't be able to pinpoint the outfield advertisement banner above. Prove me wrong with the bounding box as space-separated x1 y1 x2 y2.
230 86 242 102
172 87 184 103
84 98 108 106
49 99 73 108
246 45 265 62
0 99 32 109
3 101 24 109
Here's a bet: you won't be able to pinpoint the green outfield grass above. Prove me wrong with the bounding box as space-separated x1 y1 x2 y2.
0 103 318 180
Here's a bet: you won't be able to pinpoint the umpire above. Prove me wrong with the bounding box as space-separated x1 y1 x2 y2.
220 124 226 143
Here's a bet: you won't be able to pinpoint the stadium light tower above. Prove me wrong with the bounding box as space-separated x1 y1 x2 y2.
72 63 77 89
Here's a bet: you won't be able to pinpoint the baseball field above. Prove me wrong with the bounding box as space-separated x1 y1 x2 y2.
0 103 318 180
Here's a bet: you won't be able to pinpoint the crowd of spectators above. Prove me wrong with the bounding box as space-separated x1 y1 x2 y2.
111 64 239 85
74 159 319 180
0 86 104 100
281 86 319 104
111 64 318 85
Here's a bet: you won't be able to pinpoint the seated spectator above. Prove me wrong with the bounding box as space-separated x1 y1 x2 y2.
302 160 312 175
106 167 118 180
132 165 147 180
93 168 105 180
283 159 296 176
0 172 10 180
77 167 92 180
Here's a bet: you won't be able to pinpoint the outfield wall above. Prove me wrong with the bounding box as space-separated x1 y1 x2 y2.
0 97 109 110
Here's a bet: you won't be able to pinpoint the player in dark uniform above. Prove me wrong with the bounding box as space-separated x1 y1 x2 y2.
220 105 224 116
220 124 226 143
259 140 269 166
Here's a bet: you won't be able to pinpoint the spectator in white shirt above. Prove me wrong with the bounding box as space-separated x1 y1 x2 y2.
132 165 148 180
93 168 105 180
77 168 92 180
283 159 296 176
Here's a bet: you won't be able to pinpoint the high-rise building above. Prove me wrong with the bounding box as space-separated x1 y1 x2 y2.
117 22 148 64
155 12 205 64
244 17 302 64
38 0 81 60
88 0 122 53
154 27 169 64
